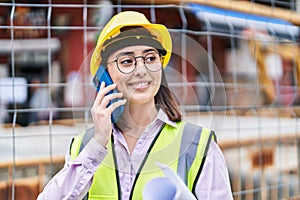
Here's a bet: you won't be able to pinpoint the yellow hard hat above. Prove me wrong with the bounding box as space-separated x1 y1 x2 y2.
90 11 172 76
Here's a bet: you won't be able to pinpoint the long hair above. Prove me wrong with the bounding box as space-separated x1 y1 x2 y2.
155 69 182 122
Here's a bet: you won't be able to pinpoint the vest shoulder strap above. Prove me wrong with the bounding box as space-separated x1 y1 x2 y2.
177 122 216 189
69 127 95 158
79 127 95 153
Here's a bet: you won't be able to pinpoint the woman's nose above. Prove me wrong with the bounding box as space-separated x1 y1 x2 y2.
134 58 147 76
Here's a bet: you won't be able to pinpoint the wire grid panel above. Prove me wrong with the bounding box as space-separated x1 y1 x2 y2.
0 1 300 200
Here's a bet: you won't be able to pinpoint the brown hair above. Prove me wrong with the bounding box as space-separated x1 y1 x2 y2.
155 69 182 122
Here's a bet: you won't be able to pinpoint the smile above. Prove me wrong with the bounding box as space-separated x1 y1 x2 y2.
128 81 151 89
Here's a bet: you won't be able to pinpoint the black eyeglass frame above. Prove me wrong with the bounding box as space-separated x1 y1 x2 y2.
106 52 164 74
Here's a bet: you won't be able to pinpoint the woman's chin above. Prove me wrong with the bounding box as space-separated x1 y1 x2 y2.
127 95 154 105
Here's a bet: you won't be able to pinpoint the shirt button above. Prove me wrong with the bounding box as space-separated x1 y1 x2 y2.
87 171 92 176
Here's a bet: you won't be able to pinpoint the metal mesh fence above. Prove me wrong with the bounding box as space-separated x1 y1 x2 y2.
0 0 300 199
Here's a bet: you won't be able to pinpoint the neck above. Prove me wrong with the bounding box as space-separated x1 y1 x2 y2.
119 100 158 153
122 99 158 129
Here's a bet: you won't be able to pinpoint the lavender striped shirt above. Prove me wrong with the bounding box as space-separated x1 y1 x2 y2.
37 109 233 200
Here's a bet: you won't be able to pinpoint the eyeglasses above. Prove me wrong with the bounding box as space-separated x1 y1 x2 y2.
107 51 164 74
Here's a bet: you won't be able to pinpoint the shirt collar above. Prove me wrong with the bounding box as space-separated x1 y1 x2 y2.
156 108 178 128
112 108 178 134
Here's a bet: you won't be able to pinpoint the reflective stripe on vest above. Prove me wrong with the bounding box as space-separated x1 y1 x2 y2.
70 121 215 199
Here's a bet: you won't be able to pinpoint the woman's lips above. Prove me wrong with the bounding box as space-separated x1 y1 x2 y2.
128 81 151 89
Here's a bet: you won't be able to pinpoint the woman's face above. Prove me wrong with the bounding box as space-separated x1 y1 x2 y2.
106 45 162 105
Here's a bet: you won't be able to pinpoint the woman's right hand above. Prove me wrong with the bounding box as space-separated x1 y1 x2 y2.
91 81 126 147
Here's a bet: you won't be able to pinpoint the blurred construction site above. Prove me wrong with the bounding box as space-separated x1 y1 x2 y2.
1 0 300 199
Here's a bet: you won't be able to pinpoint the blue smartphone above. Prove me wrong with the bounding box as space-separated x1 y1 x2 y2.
92 65 124 123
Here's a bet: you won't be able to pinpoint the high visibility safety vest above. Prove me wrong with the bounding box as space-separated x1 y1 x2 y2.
70 121 216 200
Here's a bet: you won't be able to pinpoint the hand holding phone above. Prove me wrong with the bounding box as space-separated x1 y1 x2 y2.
92 65 124 123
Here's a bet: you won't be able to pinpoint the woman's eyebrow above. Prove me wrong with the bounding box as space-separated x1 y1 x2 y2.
116 51 134 58
142 48 157 53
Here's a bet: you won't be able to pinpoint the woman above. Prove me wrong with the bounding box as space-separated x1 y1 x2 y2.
38 11 232 200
